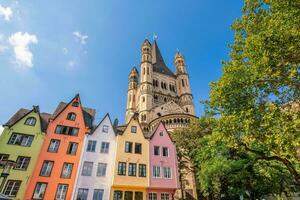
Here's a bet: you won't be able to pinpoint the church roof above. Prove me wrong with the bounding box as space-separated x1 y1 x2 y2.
151 40 176 78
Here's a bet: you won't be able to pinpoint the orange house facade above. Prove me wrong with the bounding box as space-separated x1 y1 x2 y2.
24 95 95 200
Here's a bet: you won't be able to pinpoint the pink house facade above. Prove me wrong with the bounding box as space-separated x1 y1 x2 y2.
148 122 179 200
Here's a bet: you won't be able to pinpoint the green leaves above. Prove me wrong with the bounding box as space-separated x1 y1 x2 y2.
173 0 300 198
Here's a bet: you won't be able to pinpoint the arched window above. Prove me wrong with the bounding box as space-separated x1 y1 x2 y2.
143 68 145 75
25 117 36 126
72 102 79 107
67 112 76 121
147 67 149 75
164 97 167 102
182 79 185 87
161 82 164 88
142 97 145 102
186 108 189 113
133 94 135 102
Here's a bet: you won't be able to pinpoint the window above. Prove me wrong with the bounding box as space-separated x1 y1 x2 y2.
15 156 30 170
87 140 97 152
135 192 143 200
93 189 104 200
33 182 47 199
72 101 79 107
77 188 88 200
139 164 146 177
161 193 170 200
125 142 132 153
102 125 109 133
154 146 160 156
153 166 161 178
125 191 133 200
0 154 9 167
118 162 126 175
163 167 171 179
135 143 142 154
131 126 137 133
25 117 36 126
97 163 107 177
3 180 21 197
67 142 78 155
48 139 60 152
55 184 68 200
67 112 76 121
61 163 73 178
100 142 109 153
128 163 136 176
8 133 34 146
113 191 123 200
82 162 93 176
55 125 79 136
182 79 185 87
40 161 54 176
159 131 164 136
162 147 169 157
149 193 157 200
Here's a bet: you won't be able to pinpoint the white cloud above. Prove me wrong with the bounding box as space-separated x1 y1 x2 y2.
0 125 3 136
0 5 13 21
73 31 88 45
8 32 38 67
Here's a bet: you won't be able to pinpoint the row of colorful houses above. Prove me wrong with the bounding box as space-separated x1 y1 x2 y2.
0 94 179 200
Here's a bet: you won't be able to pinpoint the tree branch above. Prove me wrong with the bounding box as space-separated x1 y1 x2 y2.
240 142 300 185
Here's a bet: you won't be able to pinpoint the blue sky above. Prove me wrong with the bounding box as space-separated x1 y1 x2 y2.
0 0 244 124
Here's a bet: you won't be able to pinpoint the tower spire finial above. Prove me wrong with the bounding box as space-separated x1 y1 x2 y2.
153 33 158 41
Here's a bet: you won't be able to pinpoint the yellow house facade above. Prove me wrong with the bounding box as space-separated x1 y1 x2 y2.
111 114 149 200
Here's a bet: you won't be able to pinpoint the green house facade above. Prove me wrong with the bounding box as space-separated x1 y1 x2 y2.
0 106 50 200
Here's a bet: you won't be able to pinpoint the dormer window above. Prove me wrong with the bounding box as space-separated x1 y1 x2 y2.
72 102 79 107
24 117 36 126
67 112 76 121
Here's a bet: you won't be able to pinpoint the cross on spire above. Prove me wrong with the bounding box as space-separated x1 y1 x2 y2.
153 33 158 41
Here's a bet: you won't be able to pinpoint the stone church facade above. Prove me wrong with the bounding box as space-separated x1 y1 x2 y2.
125 39 198 199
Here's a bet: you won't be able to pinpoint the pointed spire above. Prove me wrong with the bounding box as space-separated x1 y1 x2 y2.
151 40 166 65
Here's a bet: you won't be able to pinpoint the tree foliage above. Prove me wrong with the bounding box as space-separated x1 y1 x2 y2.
173 0 300 199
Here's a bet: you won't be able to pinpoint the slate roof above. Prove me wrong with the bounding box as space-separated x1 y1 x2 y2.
3 108 51 132
151 40 176 78
52 102 96 129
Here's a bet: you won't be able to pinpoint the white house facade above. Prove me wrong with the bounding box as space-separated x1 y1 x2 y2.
73 114 117 200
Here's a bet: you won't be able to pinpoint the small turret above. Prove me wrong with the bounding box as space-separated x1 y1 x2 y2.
175 51 195 115
125 66 139 123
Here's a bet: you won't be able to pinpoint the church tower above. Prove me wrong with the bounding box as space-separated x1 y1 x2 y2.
138 39 153 129
175 51 195 115
125 66 138 123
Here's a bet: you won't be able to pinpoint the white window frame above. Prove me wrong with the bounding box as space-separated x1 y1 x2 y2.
100 142 109 154
148 192 157 200
33 182 47 199
55 184 68 200
153 166 161 178
162 147 169 157
163 167 172 179
102 125 109 133
61 163 73 178
97 163 107 177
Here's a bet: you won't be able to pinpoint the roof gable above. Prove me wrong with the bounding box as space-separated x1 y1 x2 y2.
91 113 117 136
51 94 95 129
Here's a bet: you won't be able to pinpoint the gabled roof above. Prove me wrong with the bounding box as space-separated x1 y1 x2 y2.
116 113 148 139
3 108 51 132
90 113 117 136
149 121 175 142
151 40 176 78
52 101 96 129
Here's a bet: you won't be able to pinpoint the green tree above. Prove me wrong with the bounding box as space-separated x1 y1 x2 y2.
173 0 300 199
